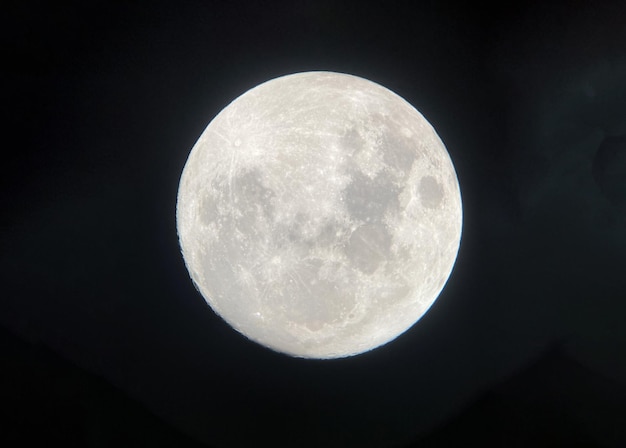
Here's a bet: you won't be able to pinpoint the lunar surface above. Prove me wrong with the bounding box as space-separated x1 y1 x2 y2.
177 71 462 358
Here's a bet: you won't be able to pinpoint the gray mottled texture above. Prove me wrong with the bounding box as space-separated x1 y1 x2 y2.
177 72 462 358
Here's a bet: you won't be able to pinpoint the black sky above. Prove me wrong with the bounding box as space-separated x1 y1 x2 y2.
2 1 626 446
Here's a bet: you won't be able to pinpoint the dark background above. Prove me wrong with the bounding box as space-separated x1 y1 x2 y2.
2 1 626 446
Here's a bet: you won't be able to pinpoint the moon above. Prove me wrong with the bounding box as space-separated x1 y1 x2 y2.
176 71 462 359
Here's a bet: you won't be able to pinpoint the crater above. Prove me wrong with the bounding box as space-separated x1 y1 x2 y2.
419 176 444 209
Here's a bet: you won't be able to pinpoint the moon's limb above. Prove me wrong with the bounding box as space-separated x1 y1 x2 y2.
177 71 462 358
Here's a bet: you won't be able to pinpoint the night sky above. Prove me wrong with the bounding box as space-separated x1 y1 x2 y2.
3 1 626 447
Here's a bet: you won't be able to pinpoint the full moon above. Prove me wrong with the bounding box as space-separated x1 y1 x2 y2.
177 71 462 359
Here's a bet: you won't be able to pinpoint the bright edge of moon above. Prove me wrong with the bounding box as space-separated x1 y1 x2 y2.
176 71 462 359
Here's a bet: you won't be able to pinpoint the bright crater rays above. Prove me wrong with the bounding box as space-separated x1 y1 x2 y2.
177 71 462 359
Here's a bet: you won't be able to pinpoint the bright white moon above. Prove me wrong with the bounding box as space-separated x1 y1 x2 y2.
177 71 462 359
